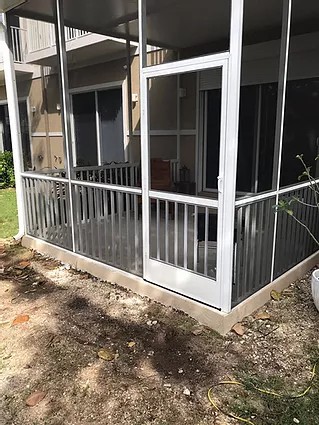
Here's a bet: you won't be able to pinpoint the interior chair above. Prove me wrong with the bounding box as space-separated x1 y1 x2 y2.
150 158 173 191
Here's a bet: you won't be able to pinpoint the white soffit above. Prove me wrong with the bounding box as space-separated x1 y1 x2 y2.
10 0 319 49
0 0 26 13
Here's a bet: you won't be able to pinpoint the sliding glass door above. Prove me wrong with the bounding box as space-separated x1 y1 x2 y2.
72 87 124 167
72 92 98 166
98 88 124 164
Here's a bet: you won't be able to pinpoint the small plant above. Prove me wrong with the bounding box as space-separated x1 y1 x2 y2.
275 154 319 246
0 151 15 189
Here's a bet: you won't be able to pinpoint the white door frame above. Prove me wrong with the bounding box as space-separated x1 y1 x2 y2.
138 0 244 312
145 59 228 308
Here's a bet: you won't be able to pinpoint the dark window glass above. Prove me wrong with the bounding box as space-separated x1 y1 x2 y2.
205 89 221 190
237 85 259 193
98 88 124 164
281 79 319 187
73 92 98 166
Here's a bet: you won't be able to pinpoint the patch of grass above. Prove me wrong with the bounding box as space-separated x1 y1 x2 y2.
223 367 319 425
0 188 18 239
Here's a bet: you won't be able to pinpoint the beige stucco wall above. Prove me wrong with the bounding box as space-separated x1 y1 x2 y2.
31 136 50 170
0 85 6 100
45 74 63 134
180 73 197 130
131 56 141 132
150 135 178 160
69 58 127 89
180 136 196 182
149 75 177 130
19 74 64 170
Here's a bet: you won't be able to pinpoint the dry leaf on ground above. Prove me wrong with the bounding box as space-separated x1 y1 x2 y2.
97 348 115 361
127 341 136 348
12 314 30 326
232 323 245 336
25 391 46 407
270 290 281 301
255 312 271 320
191 327 203 336
15 261 31 270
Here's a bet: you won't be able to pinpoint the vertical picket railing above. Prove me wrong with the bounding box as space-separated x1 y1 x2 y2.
74 163 141 187
233 196 276 304
26 19 91 53
274 185 319 278
10 26 26 63
149 194 218 280
23 176 73 250
233 184 319 305
72 181 143 275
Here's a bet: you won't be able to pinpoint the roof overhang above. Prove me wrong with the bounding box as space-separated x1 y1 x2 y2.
8 0 319 51
0 0 26 13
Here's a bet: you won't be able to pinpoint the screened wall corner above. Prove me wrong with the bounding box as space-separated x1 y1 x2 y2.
5 0 319 319
232 0 319 306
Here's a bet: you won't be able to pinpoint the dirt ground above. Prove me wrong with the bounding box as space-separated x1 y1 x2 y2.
0 243 319 425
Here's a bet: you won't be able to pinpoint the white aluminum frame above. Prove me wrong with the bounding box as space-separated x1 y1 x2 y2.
0 12 25 239
138 0 244 312
143 60 228 307
270 0 292 282
54 0 76 252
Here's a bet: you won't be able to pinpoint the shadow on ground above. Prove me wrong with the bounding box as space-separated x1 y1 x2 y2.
1 248 319 425
0 252 246 425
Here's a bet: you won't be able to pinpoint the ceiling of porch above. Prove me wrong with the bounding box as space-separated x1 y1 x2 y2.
9 0 319 50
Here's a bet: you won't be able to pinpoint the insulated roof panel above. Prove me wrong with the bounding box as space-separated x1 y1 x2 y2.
10 0 319 49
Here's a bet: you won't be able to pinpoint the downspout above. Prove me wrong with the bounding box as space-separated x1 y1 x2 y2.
125 36 133 162
41 65 52 169
0 13 25 240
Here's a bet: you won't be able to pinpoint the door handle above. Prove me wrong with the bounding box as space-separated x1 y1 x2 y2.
217 176 223 193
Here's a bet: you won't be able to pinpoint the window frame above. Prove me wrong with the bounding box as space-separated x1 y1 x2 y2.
70 81 127 167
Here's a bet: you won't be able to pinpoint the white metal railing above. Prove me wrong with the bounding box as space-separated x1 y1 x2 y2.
65 27 90 41
27 19 91 53
74 163 141 187
2 26 27 63
235 178 319 208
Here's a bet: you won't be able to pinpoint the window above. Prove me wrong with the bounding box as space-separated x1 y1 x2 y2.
72 87 124 167
202 82 277 195
281 79 319 187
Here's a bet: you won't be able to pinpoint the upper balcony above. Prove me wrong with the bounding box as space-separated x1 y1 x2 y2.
25 19 137 68
0 25 35 83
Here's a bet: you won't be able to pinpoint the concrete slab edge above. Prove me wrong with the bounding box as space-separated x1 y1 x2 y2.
22 235 318 335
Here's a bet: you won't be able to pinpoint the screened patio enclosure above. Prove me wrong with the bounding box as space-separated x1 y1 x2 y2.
3 0 319 315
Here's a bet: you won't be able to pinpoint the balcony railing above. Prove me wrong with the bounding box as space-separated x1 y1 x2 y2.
11 26 27 63
0 26 26 64
27 19 91 54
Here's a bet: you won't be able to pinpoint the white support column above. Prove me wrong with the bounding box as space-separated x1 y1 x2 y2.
126 36 134 162
270 0 292 281
138 0 151 278
95 90 102 166
54 0 76 251
219 0 244 312
176 73 181 172
0 13 25 240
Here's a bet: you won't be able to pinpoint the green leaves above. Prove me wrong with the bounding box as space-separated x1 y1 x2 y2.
0 151 15 189
274 199 294 217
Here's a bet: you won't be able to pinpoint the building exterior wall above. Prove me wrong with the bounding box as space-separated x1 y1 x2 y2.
2 31 319 176
1 52 184 171
0 85 6 99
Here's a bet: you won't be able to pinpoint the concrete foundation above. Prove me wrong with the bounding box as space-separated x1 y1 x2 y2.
22 235 319 334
